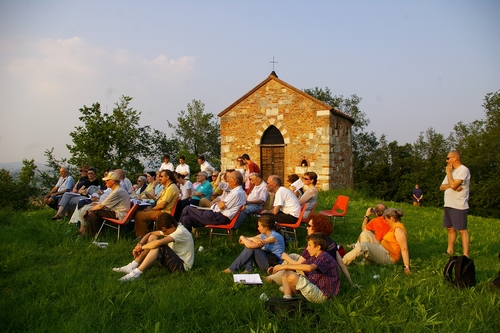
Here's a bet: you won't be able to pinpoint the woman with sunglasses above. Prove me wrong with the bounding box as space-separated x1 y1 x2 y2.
299 171 319 221
266 213 359 288
130 175 148 199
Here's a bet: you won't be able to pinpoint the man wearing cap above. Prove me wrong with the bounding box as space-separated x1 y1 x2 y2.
51 167 101 220
134 170 179 238
85 171 131 237
43 166 75 210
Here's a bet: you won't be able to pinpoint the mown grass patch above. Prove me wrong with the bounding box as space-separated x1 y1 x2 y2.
1 191 499 332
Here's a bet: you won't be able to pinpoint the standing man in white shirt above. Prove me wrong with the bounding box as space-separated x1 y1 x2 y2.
440 150 471 257
175 156 190 180
198 155 215 174
159 154 174 172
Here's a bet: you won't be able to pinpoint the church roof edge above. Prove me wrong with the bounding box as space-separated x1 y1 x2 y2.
217 74 354 123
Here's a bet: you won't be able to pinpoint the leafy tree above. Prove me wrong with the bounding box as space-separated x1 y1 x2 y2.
168 99 220 175
38 148 71 194
0 159 40 210
143 129 180 171
66 96 165 178
410 128 451 206
303 87 368 133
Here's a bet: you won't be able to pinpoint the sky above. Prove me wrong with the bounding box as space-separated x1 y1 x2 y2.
0 0 499 164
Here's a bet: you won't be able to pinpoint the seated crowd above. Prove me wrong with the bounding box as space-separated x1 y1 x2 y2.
43 153 410 303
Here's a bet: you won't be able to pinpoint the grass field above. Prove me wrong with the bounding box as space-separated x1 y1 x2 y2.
1 189 499 332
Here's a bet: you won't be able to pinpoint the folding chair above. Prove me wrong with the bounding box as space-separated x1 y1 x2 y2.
320 195 349 224
205 206 244 249
94 203 139 242
277 204 308 246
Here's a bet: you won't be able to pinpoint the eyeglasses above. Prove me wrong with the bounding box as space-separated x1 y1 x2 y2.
87 172 95 175
302 177 310 180
212 175 218 177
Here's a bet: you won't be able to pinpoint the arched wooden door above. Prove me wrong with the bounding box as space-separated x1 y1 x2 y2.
260 125 284 181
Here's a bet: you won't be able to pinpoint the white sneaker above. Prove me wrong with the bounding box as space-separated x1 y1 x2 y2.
112 262 137 273
118 268 142 282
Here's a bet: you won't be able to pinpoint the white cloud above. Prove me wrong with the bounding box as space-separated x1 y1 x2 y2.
0 36 196 163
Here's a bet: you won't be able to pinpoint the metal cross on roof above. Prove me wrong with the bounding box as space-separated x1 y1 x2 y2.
269 56 278 71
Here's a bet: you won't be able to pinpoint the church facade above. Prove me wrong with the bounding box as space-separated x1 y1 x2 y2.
218 72 354 190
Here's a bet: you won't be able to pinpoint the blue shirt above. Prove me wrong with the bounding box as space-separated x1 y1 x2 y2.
192 180 213 201
261 230 285 262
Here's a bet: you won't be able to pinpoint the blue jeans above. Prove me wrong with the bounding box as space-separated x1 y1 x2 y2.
233 204 264 230
229 247 274 273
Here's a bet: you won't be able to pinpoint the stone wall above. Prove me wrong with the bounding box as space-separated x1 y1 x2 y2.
219 76 353 190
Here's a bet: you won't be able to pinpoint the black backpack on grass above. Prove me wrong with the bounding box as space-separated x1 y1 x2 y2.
492 252 500 289
444 255 476 288
264 297 318 322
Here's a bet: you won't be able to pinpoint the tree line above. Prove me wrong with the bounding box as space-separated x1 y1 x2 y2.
1 90 498 217
304 88 500 217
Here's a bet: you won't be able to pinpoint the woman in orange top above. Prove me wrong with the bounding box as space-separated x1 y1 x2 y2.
342 208 411 274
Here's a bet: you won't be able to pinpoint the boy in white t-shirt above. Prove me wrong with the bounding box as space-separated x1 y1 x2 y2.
113 213 194 281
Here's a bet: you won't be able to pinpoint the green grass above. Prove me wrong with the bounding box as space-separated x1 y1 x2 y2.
1 190 500 332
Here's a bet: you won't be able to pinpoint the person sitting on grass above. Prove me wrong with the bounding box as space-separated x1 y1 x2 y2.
342 208 411 275
222 216 285 274
271 232 340 303
347 204 389 248
113 213 194 282
266 214 359 289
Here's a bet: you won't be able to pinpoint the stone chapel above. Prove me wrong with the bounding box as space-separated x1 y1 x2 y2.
218 71 354 190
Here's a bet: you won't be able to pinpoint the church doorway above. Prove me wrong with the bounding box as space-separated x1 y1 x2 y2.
260 125 285 181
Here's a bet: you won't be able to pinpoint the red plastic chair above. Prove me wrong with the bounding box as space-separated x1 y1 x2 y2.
277 204 308 246
320 195 349 223
205 206 244 249
302 202 317 224
152 197 179 230
94 203 139 242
